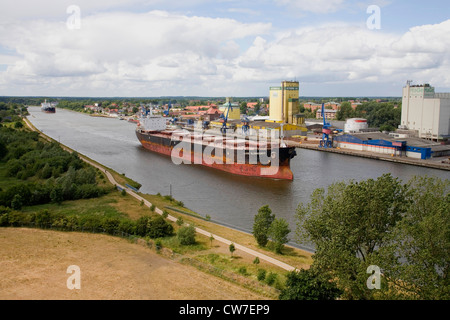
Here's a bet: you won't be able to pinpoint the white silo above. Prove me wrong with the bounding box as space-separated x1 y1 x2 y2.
344 118 368 133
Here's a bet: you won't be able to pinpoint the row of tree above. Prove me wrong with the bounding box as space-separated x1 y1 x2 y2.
252 205 291 254
0 207 174 240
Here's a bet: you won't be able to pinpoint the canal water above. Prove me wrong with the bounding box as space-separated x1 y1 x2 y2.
27 107 449 251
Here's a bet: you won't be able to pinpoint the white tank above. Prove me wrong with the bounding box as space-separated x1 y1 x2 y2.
344 118 368 133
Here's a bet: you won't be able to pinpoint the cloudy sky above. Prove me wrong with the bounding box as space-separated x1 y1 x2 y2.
0 0 449 97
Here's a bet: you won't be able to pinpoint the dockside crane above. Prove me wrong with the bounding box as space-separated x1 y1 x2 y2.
220 101 233 134
163 101 172 117
319 103 333 148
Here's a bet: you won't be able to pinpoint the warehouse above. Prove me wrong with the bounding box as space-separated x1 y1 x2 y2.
334 132 436 160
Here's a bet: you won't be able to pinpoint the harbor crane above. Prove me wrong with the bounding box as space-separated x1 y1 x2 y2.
319 103 333 148
220 101 233 134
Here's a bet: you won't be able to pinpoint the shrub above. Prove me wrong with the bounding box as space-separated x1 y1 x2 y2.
11 194 23 210
265 272 277 286
279 269 342 300
155 239 162 251
163 195 173 202
176 216 184 226
147 216 174 238
238 266 248 276
150 204 156 212
177 225 196 245
257 269 266 281
175 200 184 207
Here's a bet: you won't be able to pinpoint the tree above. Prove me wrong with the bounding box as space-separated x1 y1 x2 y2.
376 176 450 300
336 101 354 121
268 217 290 254
229 243 236 257
11 194 23 210
0 140 7 160
240 102 247 115
50 186 64 205
177 225 196 245
253 205 275 247
296 174 408 299
209 234 214 247
279 269 342 300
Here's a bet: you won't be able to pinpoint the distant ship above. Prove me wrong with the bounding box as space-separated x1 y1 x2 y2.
41 100 56 113
135 114 297 180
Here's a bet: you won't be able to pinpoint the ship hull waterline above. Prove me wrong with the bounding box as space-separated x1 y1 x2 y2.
136 130 295 180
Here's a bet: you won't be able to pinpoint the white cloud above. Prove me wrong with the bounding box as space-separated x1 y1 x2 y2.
232 20 450 90
0 10 271 95
1 4 450 97
274 0 347 13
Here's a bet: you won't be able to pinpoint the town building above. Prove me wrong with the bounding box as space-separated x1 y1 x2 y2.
316 109 337 120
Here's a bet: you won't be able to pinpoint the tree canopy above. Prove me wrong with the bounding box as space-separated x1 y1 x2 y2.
296 174 448 300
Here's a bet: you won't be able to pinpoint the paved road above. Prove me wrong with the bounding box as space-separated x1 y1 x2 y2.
24 116 298 272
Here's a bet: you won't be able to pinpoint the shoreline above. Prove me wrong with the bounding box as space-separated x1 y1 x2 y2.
287 139 450 172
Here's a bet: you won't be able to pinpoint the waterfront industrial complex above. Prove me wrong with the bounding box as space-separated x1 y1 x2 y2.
66 79 450 171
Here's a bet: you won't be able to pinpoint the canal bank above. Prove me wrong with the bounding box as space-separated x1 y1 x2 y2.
287 139 450 171
23 114 311 270
25 107 450 255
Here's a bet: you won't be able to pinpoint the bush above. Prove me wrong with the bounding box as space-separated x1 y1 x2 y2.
34 209 52 228
150 204 156 211
175 200 184 207
238 266 248 276
265 272 277 286
147 216 174 238
177 225 196 245
155 239 162 251
279 269 342 300
257 269 266 281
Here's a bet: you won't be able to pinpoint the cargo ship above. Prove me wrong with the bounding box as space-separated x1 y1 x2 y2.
135 115 297 180
41 100 56 113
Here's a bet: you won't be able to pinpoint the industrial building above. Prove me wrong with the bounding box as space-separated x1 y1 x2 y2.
334 132 450 160
219 98 241 120
400 82 450 140
268 81 300 124
344 118 368 133
266 80 308 137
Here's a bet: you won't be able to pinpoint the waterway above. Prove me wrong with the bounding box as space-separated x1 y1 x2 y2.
27 107 450 251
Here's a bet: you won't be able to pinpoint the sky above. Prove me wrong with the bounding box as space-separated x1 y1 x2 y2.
0 0 450 97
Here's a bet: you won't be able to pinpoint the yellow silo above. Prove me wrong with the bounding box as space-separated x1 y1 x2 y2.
269 81 299 124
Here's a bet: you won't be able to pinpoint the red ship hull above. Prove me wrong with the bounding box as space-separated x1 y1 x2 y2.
136 130 295 180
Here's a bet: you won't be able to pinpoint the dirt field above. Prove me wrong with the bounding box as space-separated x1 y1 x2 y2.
0 228 268 300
